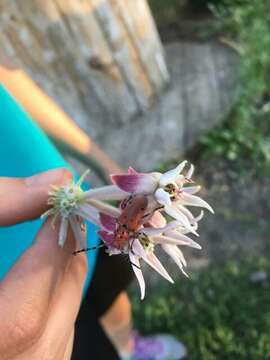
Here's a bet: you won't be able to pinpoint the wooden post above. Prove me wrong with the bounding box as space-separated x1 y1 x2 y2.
0 0 170 136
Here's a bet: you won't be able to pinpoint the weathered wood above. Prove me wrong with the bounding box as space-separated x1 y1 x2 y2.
111 0 170 92
0 0 169 134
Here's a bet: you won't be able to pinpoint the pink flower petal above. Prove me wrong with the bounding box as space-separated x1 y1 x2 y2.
128 167 138 174
111 173 158 194
147 211 167 228
129 252 145 300
98 230 115 245
99 213 117 232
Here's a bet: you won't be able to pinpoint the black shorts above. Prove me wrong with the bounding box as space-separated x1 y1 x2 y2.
72 248 135 360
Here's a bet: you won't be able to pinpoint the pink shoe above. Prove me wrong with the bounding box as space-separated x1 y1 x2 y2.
129 332 186 360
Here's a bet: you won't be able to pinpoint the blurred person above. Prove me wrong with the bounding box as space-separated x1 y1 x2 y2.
0 59 186 360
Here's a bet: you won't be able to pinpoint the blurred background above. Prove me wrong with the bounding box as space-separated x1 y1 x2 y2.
1 0 270 358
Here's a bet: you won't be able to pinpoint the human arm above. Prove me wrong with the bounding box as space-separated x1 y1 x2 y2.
0 169 86 360
0 65 122 177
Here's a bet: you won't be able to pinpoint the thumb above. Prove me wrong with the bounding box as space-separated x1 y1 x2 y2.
0 168 72 226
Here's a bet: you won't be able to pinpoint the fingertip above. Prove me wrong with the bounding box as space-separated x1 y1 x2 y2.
0 169 73 226
25 168 73 188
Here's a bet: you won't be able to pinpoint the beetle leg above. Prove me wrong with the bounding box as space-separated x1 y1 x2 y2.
72 244 104 255
155 205 165 211
122 253 141 270
129 236 137 254
129 261 141 270
141 205 164 220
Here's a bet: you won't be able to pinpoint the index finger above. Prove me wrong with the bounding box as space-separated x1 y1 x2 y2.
0 168 72 226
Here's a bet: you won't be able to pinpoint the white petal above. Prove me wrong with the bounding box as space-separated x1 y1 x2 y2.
176 204 196 223
132 238 148 258
76 169 90 187
74 205 100 226
180 193 214 213
164 205 199 236
142 227 164 237
165 231 202 249
162 244 189 277
154 188 172 206
87 200 121 217
152 235 188 245
195 210 204 222
143 220 183 236
186 164 194 179
83 185 128 201
129 252 145 300
144 252 174 283
180 211 204 234
174 245 188 266
106 247 122 256
175 174 186 188
159 161 187 186
152 234 201 250
182 185 201 194
59 218 68 247
70 215 86 248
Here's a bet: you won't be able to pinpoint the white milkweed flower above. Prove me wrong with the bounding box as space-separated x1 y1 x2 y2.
42 170 121 248
111 162 213 234
42 160 213 300
98 209 204 300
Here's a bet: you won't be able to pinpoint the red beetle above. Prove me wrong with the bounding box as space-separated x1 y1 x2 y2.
113 195 148 249
73 195 148 255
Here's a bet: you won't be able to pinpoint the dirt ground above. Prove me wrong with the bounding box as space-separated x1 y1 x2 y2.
143 7 270 282
190 159 270 267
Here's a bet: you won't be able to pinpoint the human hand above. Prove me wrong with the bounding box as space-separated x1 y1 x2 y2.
0 169 87 360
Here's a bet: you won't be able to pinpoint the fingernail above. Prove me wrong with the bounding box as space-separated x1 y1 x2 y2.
26 168 70 187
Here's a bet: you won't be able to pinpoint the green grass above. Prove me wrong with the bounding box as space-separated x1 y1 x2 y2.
149 0 270 176
131 258 270 359
198 0 270 175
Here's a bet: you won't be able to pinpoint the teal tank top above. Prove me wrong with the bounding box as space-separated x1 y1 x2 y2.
0 85 98 288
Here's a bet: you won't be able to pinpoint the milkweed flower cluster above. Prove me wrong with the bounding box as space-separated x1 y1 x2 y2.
43 161 213 299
